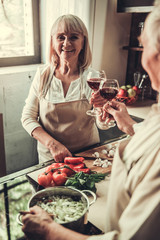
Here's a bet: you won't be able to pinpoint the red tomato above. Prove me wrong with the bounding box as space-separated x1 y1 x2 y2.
60 165 74 177
47 171 53 183
51 162 64 168
45 165 53 174
52 171 67 186
48 163 64 173
38 173 51 187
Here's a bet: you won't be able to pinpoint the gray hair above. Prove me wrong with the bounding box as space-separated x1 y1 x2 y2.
144 1 160 52
49 14 92 71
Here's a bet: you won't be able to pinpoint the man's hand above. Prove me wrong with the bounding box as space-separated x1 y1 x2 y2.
103 100 136 135
22 206 53 240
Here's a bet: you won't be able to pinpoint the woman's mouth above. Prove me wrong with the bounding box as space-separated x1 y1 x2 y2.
62 49 74 53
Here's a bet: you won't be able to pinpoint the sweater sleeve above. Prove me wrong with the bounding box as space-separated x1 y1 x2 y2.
21 67 42 135
88 148 160 240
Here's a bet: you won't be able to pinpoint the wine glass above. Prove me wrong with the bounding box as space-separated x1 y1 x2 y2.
98 79 119 128
86 70 106 116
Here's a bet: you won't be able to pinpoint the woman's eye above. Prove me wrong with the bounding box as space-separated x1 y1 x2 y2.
57 35 65 40
70 36 78 40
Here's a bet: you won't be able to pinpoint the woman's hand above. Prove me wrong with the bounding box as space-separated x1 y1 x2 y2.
103 100 137 136
48 140 72 162
90 91 107 108
32 127 72 162
22 206 53 240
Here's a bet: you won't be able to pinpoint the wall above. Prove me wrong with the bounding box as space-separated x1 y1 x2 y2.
92 0 132 86
0 65 38 174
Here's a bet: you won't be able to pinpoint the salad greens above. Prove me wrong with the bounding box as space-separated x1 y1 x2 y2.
65 171 108 192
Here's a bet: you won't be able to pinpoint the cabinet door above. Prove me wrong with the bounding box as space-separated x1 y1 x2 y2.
124 13 157 100
117 0 154 12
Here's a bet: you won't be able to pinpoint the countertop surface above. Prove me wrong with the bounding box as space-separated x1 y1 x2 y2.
127 99 156 119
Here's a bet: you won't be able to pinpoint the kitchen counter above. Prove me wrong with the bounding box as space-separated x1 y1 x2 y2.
88 177 110 232
127 99 156 119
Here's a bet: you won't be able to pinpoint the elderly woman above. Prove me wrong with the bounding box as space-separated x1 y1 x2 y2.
21 14 102 163
21 3 160 240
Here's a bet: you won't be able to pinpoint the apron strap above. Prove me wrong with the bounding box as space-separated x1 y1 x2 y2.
42 66 87 100
80 69 87 99
42 66 56 98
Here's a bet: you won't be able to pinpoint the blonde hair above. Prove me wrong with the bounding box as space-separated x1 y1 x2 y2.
49 14 92 70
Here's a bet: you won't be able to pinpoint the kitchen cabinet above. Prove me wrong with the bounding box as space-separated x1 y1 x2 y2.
123 12 157 100
117 0 154 13
124 13 147 84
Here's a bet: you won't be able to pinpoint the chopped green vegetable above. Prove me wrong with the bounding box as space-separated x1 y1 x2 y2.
65 171 108 192
37 195 86 224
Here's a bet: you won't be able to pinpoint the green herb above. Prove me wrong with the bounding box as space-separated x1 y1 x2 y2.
65 171 108 192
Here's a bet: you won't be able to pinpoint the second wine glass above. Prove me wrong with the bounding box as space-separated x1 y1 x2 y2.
86 70 106 116
99 79 119 128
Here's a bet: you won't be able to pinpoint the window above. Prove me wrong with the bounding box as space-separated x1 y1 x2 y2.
0 0 41 67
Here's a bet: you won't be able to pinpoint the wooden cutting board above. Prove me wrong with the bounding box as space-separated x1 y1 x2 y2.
26 140 122 186
27 158 111 185
75 141 119 161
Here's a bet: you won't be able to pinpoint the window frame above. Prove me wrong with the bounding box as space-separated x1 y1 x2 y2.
0 0 41 67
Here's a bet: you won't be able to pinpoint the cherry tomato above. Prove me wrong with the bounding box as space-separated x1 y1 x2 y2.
47 171 54 182
64 157 85 164
45 165 53 174
51 162 64 168
52 171 67 186
48 162 64 173
60 165 74 177
38 173 51 187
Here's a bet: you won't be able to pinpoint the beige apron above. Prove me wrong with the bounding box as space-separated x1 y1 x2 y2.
38 68 100 163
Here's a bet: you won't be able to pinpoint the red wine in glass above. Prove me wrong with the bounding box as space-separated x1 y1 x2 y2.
100 87 119 101
98 79 119 128
87 78 101 91
86 70 106 116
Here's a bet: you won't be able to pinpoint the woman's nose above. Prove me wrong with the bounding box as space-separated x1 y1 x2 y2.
63 37 71 46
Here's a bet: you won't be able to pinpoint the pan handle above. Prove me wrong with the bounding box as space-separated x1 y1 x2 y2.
16 213 23 226
81 190 96 206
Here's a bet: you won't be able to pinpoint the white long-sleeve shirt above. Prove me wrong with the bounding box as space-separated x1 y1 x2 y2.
21 65 93 136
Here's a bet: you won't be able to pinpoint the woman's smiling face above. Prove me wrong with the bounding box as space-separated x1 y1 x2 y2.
52 24 84 64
